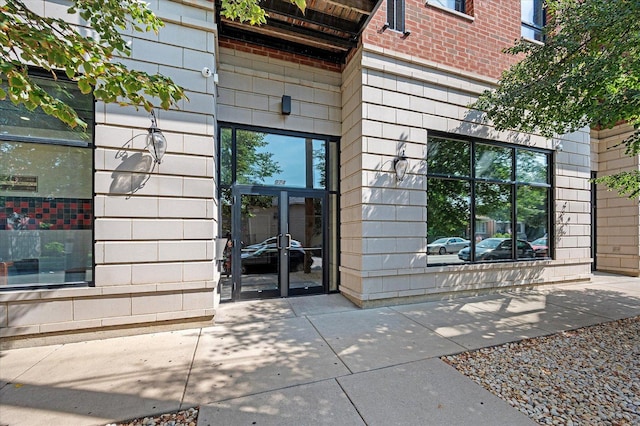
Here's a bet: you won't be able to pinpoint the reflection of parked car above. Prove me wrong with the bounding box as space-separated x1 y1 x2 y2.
458 238 535 261
241 237 305 273
427 237 470 255
530 237 548 257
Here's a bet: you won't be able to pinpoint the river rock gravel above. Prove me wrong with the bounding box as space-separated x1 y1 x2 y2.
106 407 198 426
443 316 640 425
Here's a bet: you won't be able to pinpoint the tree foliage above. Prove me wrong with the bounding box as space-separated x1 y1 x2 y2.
0 0 188 129
220 0 306 25
473 0 640 198
1 0 307 131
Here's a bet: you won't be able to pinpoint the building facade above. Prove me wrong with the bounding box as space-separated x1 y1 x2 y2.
0 0 633 340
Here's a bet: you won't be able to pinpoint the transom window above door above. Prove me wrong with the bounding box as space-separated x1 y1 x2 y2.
219 126 337 191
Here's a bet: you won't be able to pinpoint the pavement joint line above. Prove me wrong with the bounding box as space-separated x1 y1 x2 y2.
303 314 354 375
333 377 369 425
179 327 202 410
200 376 349 405
387 305 470 352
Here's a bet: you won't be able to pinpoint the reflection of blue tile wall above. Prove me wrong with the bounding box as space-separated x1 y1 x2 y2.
0 197 92 230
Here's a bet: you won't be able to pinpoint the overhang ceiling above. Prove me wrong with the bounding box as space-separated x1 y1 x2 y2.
216 0 382 63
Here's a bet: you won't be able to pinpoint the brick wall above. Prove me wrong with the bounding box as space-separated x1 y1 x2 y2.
219 38 342 73
363 0 522 80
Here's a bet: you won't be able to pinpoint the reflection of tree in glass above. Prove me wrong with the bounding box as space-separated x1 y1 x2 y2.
0 78 92 142
313 143 325 188
476 182 511 228
219 129 282 218
220 129 282 185
427 138 470 177
516 150 548 183
427 179 470 241
237 130 282 185
475 144 512 181
517 186 548 239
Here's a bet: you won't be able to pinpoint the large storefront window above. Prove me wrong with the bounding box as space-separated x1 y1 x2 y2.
427 134 551 265
0 74 93 288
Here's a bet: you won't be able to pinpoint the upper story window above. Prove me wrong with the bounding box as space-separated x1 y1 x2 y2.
387 0 405 32
430 0 465 14
521 0 545 42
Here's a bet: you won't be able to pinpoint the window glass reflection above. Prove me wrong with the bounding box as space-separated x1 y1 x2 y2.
427 137 470 177
517 185 549 258
427 178 470 264
431 0 465 13
516 150 548 183
220 127 232 186
427 135 551 265
521 0 545 42
235 130 326 188
312 139 326 189
0 77 93 144
474 182 512 261
475 144 512 181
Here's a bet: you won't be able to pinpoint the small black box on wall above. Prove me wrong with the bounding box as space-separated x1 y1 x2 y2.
281 95 291 115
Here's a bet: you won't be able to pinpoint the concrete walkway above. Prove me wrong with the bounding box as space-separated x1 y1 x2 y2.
1 272 639 425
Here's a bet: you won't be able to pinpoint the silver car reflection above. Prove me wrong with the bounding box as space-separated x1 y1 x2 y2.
427 237 470 255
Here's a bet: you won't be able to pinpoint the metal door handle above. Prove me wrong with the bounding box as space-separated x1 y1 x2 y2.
277 233 292 249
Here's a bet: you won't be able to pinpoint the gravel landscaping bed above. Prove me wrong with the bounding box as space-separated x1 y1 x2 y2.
106 407 198 426
443 316 640 425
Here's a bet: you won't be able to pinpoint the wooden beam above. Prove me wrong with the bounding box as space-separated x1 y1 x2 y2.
222 18 352 51
320 0 377 15
262 0 360 35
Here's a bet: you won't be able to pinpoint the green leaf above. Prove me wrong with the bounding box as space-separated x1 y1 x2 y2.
291 0 306 14
1 0 191 130
77 79 92 94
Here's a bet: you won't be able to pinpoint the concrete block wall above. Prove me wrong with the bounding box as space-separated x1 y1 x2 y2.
0 0 218 338
339 45 593 307
216 39 342 135
593 124 640 276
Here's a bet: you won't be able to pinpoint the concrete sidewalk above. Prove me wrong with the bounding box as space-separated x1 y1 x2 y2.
1 272 639 425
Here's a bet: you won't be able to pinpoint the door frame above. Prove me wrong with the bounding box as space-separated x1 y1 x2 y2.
231 185 328 300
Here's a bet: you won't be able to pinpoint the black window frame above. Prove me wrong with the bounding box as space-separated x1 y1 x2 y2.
426 132 553 266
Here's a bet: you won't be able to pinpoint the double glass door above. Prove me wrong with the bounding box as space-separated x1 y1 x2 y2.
220 188 325 300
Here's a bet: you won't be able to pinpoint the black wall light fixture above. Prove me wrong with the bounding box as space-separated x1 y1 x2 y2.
282 95 291 115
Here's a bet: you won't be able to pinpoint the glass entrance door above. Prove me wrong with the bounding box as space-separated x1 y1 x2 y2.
234 190 325 300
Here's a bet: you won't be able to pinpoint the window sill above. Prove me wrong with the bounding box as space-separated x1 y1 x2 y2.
521 36 545 46
425 1 475 22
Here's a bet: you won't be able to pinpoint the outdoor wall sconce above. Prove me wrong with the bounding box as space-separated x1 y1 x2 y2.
146 109 167 164
282 95 291 115
554 140 564 151
393 149 409 181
